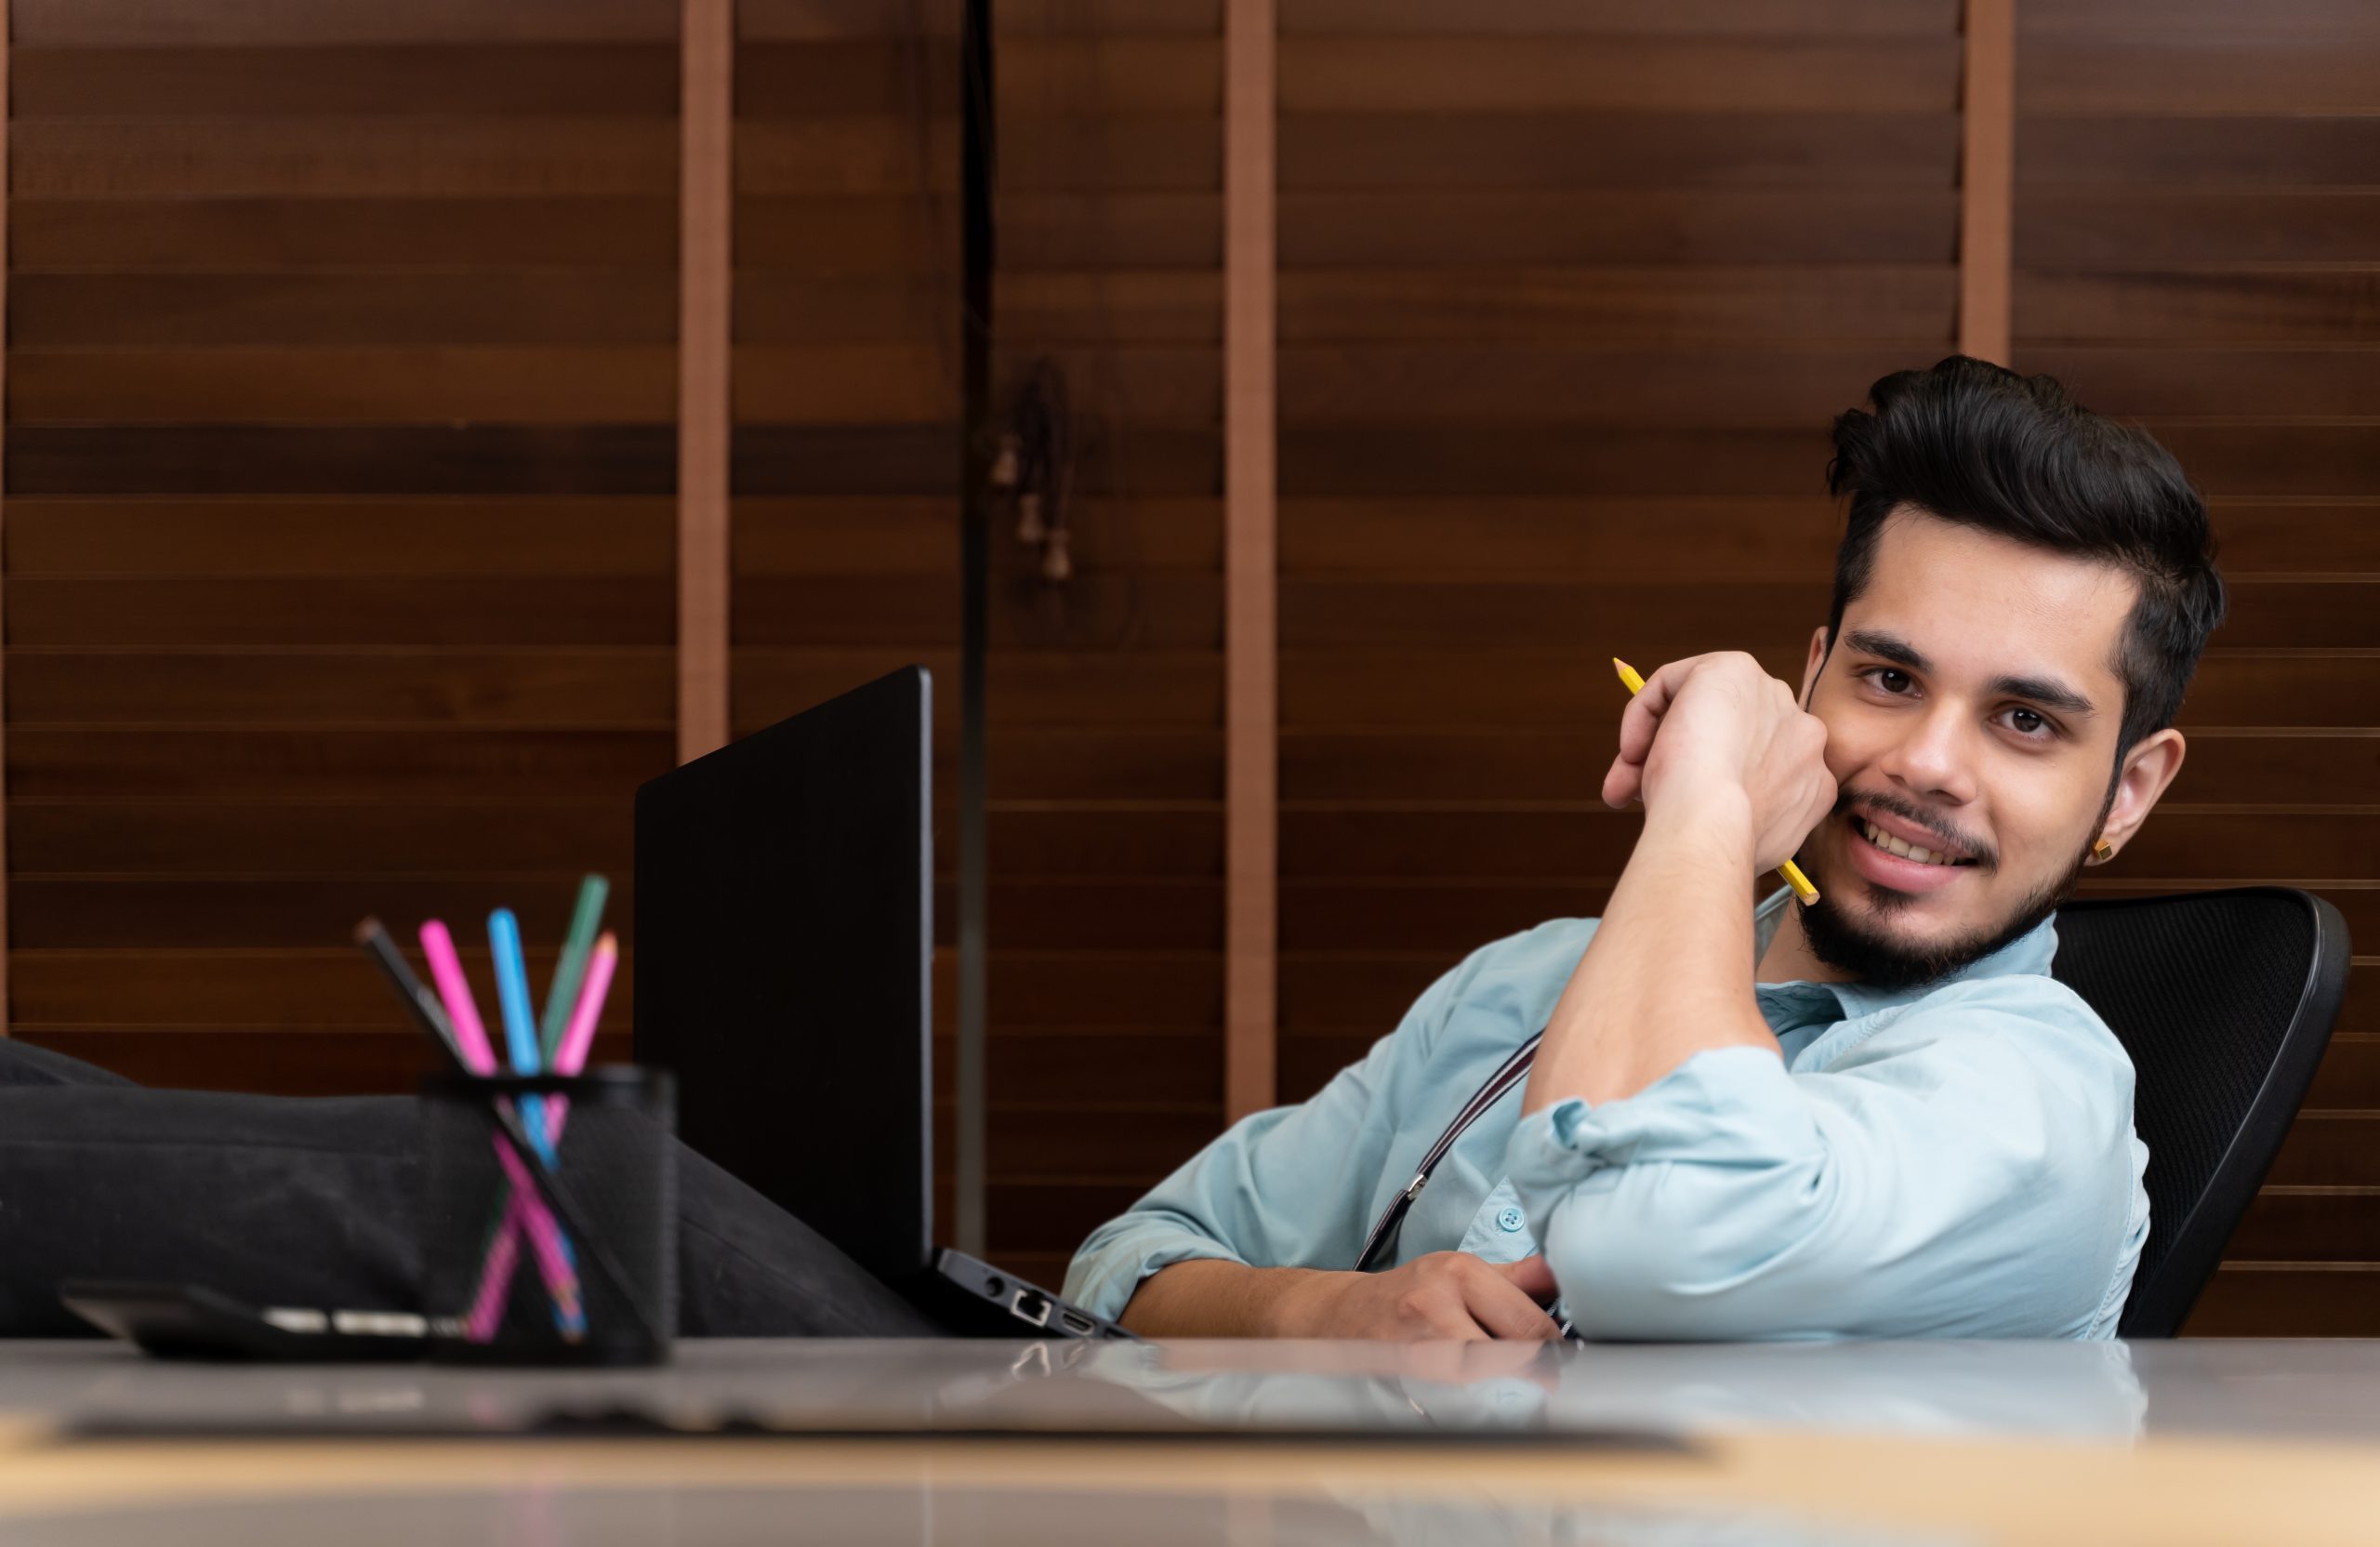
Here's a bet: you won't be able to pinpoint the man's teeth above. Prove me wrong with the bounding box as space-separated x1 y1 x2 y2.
1858 818 1964 867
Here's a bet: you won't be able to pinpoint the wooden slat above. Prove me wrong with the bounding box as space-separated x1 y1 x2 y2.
734 195 957 271
2020 37 2380 116
2016 192 2380 269
13 0 681 46
994 117 1219 194
734 575 1220 649
1276 267 1956 345
1279 349 1943 425
11 197 680 269
7 731 670 800
2016 271 2380 343
8 653 675 727
1957 0 2014 364
10 273 677 347
1280 189 1957 268
2 0 11 1037
733 496 1218 575
4 498 673 576
1281 112 1960 191
987 39 1223 115
10 44 679 118
10 349 677 425
2017 116 2380 187
1223 0 1276 1122
681 0 732 763
2185 1265 2380 1337
11 119 679 198
3 576 672 646
1277 38 1961 114
994 192 1222 270
10 802 639 875
1282 0 1959 33
1270 577 2377 651
12 948 636 1030
733 116 963 195
734 41 963 117
7 426 677 497
1281 427 1830 496
9 876 644 951
2016 349 2380 417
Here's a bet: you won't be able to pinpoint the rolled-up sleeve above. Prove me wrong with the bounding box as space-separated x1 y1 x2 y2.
1505 983 2146 1341
1063 947 1483 1322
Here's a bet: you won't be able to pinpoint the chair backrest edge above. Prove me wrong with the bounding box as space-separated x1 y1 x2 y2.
2116 888 2352 1337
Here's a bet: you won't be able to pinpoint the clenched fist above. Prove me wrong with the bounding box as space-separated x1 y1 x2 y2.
1600 652 1837 876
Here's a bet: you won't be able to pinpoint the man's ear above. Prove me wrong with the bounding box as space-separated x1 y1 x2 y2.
2092 728 2188 864
1798 625 1831 709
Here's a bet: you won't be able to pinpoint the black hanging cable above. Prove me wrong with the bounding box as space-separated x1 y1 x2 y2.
955 0 996 1257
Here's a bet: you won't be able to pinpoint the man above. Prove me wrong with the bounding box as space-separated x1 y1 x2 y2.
1065 356 2225 1342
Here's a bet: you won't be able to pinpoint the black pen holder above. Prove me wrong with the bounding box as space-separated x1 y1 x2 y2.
418 1068 676 1366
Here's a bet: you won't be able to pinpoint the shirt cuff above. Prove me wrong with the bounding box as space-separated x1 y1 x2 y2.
1063 1223 1251 1324
1503 1045 1814 1196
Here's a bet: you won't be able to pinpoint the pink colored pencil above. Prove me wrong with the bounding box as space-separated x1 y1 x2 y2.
421 917 583 1336
465 932 619 1338
552 933 617 1078
417 919 500 1076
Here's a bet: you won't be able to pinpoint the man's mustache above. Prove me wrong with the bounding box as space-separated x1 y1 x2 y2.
1831 788 1998 871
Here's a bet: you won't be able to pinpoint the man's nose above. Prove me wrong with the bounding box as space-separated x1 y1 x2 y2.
1881 703 1978 804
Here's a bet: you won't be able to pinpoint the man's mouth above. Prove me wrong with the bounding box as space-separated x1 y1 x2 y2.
1853 815 1978 869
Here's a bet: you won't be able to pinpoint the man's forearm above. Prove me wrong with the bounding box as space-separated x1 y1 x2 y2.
1523 785 1778 1113
1118 1259 1333 1337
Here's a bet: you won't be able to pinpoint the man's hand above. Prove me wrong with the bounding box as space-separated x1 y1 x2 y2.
1271 1252 1561 1341
1600 652 1836 874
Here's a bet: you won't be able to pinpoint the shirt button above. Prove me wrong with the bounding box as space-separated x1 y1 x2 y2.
1496 1205 1527 1234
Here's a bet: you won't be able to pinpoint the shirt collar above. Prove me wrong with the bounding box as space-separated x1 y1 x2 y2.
1751 885 2062 1021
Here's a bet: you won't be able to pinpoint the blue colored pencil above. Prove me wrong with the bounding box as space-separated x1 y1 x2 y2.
488 907 543 1077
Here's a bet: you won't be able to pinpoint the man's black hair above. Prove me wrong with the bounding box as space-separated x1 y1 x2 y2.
1825 355 2226 756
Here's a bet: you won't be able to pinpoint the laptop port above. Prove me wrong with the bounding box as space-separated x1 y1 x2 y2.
1012 1288 1052 1328
1058 1309 1094 1335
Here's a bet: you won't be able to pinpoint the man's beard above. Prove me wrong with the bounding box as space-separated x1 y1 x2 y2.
1796 806 2096 992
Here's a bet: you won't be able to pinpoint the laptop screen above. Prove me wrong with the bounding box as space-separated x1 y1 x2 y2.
632 667 934 1287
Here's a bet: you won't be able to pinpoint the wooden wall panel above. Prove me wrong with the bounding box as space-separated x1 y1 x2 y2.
730 0 1223 1286
2010 0 2380 1336
970 2 1225 1286
1273 4 1959 1107
3 3 678 1091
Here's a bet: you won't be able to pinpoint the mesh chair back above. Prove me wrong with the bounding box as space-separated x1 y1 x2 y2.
2049 887 2349 1337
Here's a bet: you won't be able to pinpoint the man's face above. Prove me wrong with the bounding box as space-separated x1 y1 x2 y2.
1792 509 2142 987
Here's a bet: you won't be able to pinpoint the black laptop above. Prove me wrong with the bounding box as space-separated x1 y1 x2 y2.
632 667 1131 1340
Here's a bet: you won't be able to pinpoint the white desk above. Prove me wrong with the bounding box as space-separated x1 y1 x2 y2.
3 1339 2376 1545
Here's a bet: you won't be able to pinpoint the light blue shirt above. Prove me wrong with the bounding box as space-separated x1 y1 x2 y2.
1066 891 2151 1340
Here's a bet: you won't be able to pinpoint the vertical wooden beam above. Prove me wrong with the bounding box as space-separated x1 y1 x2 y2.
1959 0 2016 365
679 0 733 763
0 0 13 1037
1223 0 1276 1121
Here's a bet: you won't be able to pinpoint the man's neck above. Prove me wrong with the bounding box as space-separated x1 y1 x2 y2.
1754 898 1855 985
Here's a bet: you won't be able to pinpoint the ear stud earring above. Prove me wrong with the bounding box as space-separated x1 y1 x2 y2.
2092 839 2114 861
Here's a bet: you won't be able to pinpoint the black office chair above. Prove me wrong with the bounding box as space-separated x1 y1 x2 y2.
2050 887 2350 1337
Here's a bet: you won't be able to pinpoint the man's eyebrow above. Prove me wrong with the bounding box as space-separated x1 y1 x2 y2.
1990 672 2097 719
1844 628 2097 718
1843 629 1931 672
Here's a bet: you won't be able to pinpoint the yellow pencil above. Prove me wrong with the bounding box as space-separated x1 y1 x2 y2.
1612 657 1821 906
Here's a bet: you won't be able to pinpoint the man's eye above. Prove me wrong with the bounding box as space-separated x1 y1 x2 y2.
1871 668 1913 694
2008 707 2047 735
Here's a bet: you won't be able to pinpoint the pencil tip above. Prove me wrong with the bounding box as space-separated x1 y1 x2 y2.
353 917 382 945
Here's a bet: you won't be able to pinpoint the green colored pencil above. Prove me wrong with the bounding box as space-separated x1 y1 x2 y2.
540 873 611 1064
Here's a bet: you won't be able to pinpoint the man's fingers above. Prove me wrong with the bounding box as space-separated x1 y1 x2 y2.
1491 1253 1557 1303
1461 1270 1561 1342
1602 755 1641 810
